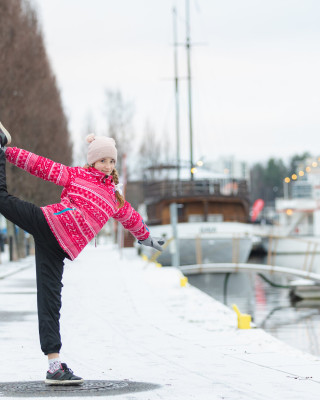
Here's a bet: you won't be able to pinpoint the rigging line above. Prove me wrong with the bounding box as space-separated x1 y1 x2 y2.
176 0 209 45
175 0 201 23
172 1 192 28
258 273 292 289
193 0 201 13
190 53 209 160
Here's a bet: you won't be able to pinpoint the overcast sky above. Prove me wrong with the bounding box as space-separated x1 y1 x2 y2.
34 0 320 166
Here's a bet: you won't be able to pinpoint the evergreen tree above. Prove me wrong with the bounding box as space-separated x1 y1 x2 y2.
288 152 311 175
250 158 287 204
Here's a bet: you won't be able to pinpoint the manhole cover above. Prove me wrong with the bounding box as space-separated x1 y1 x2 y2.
0 380 160 397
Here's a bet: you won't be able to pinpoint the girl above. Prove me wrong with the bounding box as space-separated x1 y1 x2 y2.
0 122 164 385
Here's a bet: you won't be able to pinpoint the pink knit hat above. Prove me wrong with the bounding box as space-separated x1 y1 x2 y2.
86 134 118 165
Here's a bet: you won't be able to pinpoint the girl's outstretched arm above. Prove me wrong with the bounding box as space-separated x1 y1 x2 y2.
5 147 72 186
112 201 150 241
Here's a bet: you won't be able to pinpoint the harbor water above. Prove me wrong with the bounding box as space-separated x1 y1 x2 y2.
187 253 320 357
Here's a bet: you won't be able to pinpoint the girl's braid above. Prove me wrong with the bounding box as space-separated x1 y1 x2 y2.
111 168 125 208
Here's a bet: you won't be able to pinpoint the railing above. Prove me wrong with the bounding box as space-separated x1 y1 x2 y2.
143 179 249 203
142 232 320 282
142 232 252 265
179 263 320 283
143 238 320 283
264 235 320 274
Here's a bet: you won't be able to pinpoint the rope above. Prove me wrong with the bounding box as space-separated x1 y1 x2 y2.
257 273 292 289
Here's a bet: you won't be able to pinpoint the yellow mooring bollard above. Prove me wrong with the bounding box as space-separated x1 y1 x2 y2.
232 304 251 329
180 276 188 287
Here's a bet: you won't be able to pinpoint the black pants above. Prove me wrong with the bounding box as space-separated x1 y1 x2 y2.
0 150 68 355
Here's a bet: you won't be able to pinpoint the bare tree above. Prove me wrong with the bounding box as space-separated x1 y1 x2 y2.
137 121 175 180
138 120 161 180
74 112 96 166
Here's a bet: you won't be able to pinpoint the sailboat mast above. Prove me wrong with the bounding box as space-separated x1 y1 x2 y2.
173 7 181 182
186 0 194 180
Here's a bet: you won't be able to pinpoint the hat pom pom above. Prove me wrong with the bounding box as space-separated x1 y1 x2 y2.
86 133 95 143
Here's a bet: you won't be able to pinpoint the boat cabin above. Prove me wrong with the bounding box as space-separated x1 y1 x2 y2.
144 178 250 225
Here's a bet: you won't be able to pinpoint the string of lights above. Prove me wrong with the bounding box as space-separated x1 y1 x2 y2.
284 158 320 183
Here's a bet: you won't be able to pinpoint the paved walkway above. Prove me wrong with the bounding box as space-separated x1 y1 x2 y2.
1 244 320 399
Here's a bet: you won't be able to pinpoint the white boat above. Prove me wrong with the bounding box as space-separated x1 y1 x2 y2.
261 195 320 254
139 222 253 266
261 235 320 254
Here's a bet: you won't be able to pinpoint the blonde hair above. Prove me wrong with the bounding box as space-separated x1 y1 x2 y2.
111 168 125 208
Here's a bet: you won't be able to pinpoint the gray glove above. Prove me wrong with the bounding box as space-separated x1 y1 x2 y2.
138 236 165 252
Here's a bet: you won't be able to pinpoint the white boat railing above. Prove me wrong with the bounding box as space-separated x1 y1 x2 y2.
262 234 320 273
146 233 251 264
179 263 320 283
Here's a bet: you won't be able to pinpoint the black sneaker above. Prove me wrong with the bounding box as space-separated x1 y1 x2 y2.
45 363 84 385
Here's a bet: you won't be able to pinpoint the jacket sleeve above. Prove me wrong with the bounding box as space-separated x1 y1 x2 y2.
112 200 150 241
5 147 72 187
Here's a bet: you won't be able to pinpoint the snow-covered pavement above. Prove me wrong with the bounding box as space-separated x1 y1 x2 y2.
1 244 320 399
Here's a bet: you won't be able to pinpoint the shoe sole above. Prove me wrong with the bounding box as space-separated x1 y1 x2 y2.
45 378 84 385
0 122 11 145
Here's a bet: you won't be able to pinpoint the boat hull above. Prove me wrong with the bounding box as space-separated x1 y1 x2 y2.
261 236 320 254
148 237 253 266
140 222 253 266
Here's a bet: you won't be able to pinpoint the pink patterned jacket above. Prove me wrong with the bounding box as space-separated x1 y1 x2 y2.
5 147 150 260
